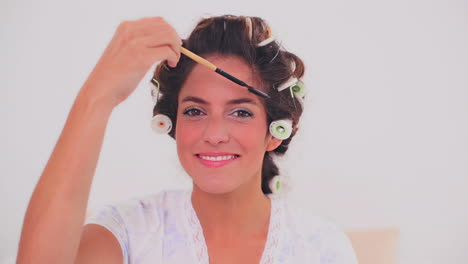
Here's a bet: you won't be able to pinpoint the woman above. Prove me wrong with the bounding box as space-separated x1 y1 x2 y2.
17 15 358 263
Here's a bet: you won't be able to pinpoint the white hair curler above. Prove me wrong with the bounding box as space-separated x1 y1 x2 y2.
257 36 275 47
150 77 160 104
276 77 298 92
151 114 172 134
245 17 253 40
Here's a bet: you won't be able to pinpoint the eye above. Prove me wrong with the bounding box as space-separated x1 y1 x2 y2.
183 107 205 117
231 109 253 118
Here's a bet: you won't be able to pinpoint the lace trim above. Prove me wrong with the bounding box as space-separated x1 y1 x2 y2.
185 191 209 264
184 191 282 264
259 194 282 264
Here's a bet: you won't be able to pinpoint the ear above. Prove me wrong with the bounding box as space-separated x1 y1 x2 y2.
266 135 283 152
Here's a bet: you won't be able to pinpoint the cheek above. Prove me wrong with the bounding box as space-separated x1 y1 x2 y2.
232 121 268 152
175 119 200 154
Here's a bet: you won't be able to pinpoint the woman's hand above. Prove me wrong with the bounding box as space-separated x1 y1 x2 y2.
82 17 181 108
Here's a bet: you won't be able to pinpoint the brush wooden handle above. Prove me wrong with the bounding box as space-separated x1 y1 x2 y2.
181 47 217 71
180 47 270 99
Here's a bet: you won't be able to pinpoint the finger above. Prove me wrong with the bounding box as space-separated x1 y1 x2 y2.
129 17 182 47
140 19 182 59
126 19 182 61
142 45 179 68
118 18 181 66
139 30 181 58
128 17 167 37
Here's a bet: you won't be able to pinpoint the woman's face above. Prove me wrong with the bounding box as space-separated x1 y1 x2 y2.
175 55 281 194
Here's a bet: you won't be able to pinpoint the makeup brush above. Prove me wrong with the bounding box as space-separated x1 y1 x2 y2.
180 47 270 99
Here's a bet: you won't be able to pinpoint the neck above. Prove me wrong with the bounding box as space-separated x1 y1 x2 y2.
191 178 271 241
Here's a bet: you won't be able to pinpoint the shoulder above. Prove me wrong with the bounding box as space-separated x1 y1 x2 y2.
84 189 191 263
277 197 358 264
85 189 190 233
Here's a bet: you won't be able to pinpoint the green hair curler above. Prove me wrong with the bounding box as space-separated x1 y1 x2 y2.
269 176 282 194
290 81 306 98
269 119 293 140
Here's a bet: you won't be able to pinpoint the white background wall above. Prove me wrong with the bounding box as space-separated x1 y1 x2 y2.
2 0 467 263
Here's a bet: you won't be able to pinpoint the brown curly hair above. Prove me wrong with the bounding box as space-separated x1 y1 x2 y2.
153 15 305 194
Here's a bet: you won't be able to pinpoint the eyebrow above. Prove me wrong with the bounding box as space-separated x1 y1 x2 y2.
181 96 258 106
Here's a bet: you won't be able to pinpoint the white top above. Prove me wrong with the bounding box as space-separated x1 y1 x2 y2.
85 189 358 264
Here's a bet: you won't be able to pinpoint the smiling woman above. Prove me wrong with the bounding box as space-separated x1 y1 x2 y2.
155 16 305 195
16 15 358 264
176 56 281 196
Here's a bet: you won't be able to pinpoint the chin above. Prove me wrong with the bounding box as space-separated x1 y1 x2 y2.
192 178 239 195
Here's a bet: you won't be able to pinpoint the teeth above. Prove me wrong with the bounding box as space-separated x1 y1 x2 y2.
198 155 237 161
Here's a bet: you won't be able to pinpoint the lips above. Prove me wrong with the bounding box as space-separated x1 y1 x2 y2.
195 152 240 168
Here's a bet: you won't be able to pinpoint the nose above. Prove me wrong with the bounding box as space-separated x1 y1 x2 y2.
202 116 230 145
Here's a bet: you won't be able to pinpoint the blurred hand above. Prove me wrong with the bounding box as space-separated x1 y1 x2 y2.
81 17 181 108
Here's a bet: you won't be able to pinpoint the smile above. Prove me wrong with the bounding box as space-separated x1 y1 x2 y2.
195 153 240 168
198 154 238 161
